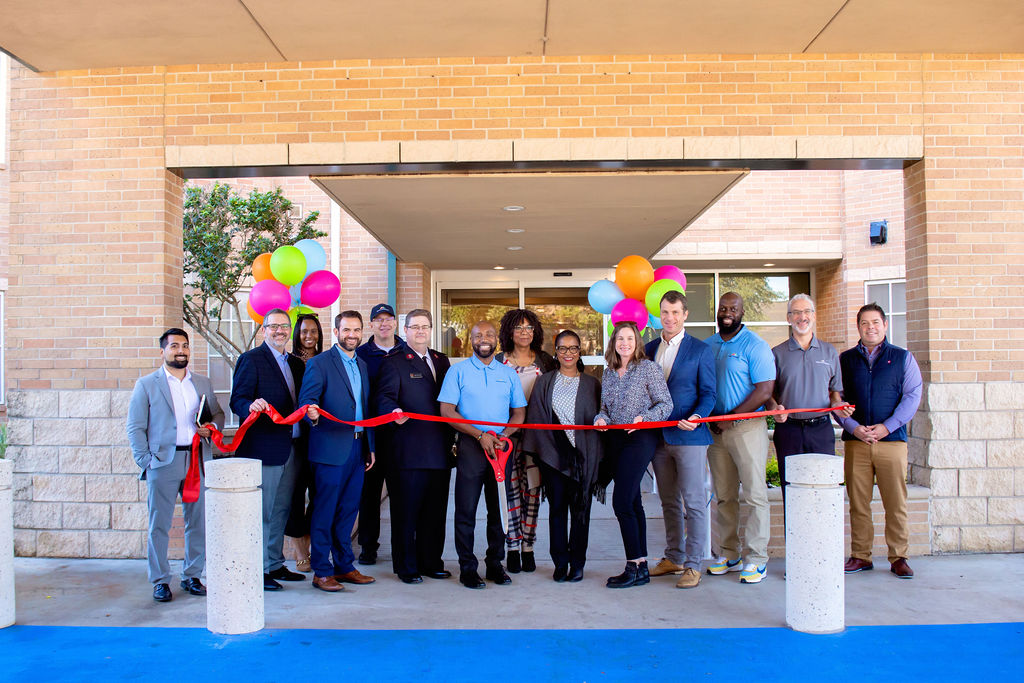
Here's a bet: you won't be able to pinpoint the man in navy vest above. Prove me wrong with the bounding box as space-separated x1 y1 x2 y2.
838 303 922 579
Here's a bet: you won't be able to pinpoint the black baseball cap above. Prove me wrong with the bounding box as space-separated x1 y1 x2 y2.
370 303 396 320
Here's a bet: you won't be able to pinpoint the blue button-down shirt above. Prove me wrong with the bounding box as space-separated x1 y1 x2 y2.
437 355 527 432
336 346 364 433
271 346 300 438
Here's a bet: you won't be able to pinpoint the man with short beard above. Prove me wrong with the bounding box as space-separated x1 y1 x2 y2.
705 292 776 584
439 321 527 589
127 328 224 602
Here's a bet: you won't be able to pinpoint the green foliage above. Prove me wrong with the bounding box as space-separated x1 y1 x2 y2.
720 275 778 322
766 454 781 488
182 182 325 368
0 423 7 459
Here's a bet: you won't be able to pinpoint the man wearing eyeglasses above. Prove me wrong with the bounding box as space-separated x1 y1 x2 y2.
230 307 307 591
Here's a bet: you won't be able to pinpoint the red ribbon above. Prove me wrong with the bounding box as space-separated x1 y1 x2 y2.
182 432 204 503
193 403 853 462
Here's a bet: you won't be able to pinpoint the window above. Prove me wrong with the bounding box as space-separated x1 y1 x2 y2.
207 301 258 428
865 280 906 347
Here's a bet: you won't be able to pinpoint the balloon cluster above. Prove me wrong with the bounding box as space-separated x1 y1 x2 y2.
587 256 686 335
246 239 341 326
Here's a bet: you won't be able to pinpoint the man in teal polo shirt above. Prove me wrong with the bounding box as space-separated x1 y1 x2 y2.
705 292 776 584
439 320 527 589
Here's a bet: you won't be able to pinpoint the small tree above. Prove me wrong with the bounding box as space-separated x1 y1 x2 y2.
183 182 325 369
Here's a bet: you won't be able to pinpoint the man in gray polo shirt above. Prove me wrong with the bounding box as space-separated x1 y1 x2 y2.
767 294 853 505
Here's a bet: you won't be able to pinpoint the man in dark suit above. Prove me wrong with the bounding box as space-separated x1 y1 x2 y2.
299 310 377 593
376 308 454 584
230 308 307 591
644 291 717 590
127 328 225 602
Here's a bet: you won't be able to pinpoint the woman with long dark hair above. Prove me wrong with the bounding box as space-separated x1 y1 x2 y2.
594 321 672 588
495 308 557 573
523 330 603 582
285 313 324 572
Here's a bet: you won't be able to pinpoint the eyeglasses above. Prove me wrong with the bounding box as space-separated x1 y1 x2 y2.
513 325 534 333
406 325 432 332
788 308 815 316
264 323 291 332
555 345 581 354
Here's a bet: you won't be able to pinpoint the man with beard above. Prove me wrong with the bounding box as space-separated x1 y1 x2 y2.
299 311 377 592
231 308 307 591
355 303 405 565
127 328 224 602
705 292 776 584
439 321 527 589
766 294 852 509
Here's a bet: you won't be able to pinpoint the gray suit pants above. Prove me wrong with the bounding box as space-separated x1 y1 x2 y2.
653 441 710 570
263 447 298 573
146 448 204 585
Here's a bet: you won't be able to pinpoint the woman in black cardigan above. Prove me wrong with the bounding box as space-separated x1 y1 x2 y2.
523 330 604 582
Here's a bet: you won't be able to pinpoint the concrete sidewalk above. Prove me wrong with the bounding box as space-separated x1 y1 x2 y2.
12 553 1023 631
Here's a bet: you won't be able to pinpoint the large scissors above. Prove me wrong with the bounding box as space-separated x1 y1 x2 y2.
483 431 515 535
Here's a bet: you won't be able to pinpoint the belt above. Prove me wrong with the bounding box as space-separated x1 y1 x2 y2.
353 431 363 439
787 415 831 427
175 445 191 452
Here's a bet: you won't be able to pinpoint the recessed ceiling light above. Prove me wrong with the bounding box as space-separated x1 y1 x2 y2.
763 262 775 267
507 245 523 251
503 205 525 212
506 228 525 234
493 265 505 270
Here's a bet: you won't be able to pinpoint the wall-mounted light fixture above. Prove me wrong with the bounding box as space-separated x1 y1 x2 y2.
870 220 888 245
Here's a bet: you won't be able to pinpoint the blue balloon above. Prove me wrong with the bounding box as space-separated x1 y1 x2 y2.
588 279 625 315
294 239 327 278
289 283 302 307
649 313 663 330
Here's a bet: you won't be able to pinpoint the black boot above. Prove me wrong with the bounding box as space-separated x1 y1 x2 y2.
606 562 640 588
635 560 650 586
507 550 522 573
521 551 536 573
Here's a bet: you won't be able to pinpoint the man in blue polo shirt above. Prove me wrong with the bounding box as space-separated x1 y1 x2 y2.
705 292 776 584
439 320 527 589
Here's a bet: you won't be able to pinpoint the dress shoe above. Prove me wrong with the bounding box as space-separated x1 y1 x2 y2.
485 565 512 585
460 571 486 589
312 575 344 592
180 577 207 596
153 583 172 602
268 566 305 582
607 562 646 588
650 558 686 576
506 550 522 573
675 567 701 589
844 557 874 574
423 570 452 580
336 569 376 584
357 550 377 566
264 574 283 591
521 551 536 573
399 574 423 584
890 558 914 579
553 566 569 582
567 566 584 582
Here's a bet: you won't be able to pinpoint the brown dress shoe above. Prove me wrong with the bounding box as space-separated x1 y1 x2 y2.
335 569 376 584
650 558 686 577
312 575 344 592
890 558 914 579
843 557 874 573
675 567 702 589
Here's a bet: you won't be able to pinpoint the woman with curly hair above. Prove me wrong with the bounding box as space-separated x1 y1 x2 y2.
494 308 557 573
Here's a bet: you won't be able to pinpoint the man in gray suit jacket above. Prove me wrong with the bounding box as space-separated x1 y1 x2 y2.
126 328 225 603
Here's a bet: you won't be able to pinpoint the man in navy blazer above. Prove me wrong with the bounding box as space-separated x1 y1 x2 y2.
230 308 307 591
299 310 377 592
644 290 717 589
376 308 454 583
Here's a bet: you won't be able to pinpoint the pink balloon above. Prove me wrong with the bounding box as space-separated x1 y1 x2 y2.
249 279 291 316
300 270 341 309
610 298 649 328
652 265 686 290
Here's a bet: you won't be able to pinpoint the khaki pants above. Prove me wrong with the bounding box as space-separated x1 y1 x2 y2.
844 439 909 563
707 418 770 566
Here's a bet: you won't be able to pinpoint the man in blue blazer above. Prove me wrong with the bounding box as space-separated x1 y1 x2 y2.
230 308 307 591
299 310 377 593
644 290 717 589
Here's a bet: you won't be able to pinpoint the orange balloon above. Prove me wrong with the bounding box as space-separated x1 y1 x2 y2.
252 253 273 282
615 255 655 300
247 299 264 325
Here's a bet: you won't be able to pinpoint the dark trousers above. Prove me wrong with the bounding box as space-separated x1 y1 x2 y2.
454 435 513 574
537 460 592 569
773 418 836 505
389 467 451 577
310 441 364 577
358 449 388 554
284 451 313 539
608 430 658 560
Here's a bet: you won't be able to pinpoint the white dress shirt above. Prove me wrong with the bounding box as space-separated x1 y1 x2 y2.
654 328 686 380
164 366 200 447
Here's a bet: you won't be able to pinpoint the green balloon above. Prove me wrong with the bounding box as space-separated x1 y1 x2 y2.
270 245 307 286
645 278 685 317
288 305 315 328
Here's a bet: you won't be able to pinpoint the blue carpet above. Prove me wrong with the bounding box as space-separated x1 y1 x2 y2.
1 623 1021 681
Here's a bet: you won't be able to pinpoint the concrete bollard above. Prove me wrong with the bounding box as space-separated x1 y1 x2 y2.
0 459 14 628
785 453 845 634
205 458 264 635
